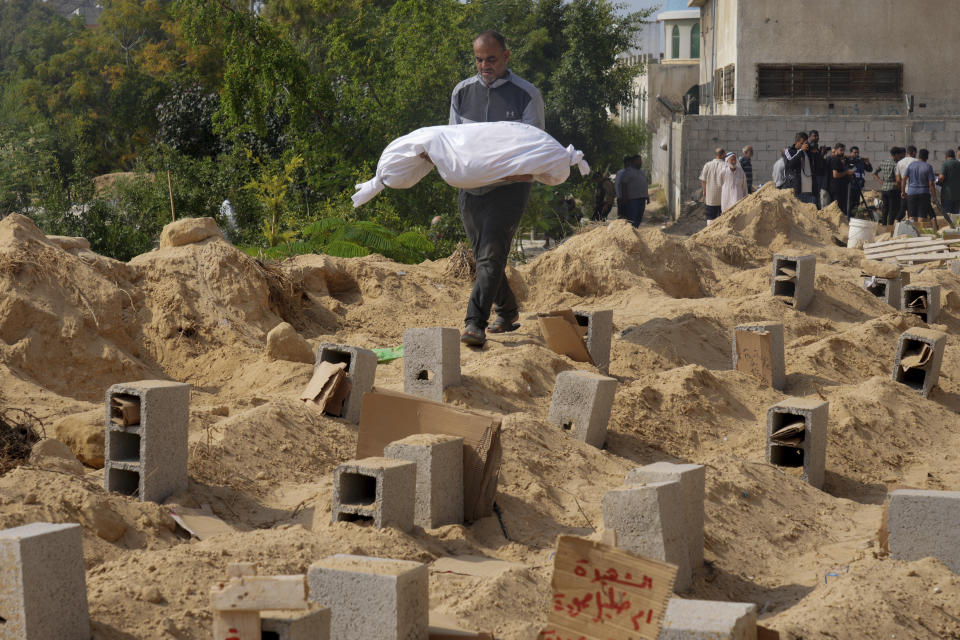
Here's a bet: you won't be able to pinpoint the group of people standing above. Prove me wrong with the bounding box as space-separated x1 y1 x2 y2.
873 145 960 227
699 146 754 223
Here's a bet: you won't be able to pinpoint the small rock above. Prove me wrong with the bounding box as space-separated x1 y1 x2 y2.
159 217 223 248
255 471 267 480
29 438 85 476
934 586 942 594
51 409 105 468
210 405 230 417
140 585 164 604
81 496 128 542
265 322 315 364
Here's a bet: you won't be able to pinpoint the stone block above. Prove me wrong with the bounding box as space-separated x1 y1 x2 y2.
104 380 190 503
384 434 463 528
731 322 786 391
888 489 960 574
402 328 460 402
766 398 829 489
573 310 614 374
892 327 947 398
332 458 416 532
771 254 816 311
659 598 758 640
602 481 691 591
862 276 901 308
626 462 706 570
547 371 617 449
316 344 378 423
261 607 331 640
307 555 428 640
901 284 941 323
0 522 90 639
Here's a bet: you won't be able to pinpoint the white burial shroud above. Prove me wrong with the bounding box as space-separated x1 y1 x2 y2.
352 121 591 207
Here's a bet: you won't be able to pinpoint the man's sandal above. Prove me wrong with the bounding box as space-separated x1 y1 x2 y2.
486 313 520 334
460 323 486 346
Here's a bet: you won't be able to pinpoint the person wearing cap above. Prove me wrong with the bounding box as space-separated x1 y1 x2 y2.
720 152 747 212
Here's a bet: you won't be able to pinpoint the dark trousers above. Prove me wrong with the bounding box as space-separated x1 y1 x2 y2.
907 193 935 220
459 182 531 329
943 199 960 215
881 190 901 225
624 198 646 227
592 202 612 221
831 187 850 217
704 204 721 221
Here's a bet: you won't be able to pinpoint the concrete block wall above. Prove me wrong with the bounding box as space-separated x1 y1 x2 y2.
659 598 758 640
332 458 417 532
402 328 460 402
862 276 902 309
547 370 618 449
888 489 960 574
573 310 614 374
766 398 829 489
731 322 786 391
892 328 947 398
261 607 331 640
772 254 816 311
316 344 378 423
307 555 428 640
104 380 190 503
626 462 705 573
901 284 941 324
602 481 691 591
661 115 960 216
384 434 464 528
0 522 90 639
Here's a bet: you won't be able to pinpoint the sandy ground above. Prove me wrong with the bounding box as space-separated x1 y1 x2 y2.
1 185 960 639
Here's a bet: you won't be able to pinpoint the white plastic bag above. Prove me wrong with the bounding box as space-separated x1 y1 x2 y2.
352 121 590 207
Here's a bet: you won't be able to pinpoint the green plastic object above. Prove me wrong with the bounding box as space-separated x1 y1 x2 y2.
373 345 404 363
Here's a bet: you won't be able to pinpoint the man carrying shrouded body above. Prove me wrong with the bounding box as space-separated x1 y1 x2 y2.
446 30 545 346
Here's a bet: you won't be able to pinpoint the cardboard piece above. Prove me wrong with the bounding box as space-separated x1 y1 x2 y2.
757 626 781 640
538 309 594 365
429 610 495 639
300 361 351 416
775 266 796 281
431 555 525 579
905 295 928 311
770 420 805 447
901 344 933 371
110 394 141 426
734 329 774 387
169 504 235 540
539 535 677 640
356 390 502 522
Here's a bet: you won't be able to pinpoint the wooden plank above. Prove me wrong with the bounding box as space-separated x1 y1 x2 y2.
865 240 956 255
210 576 307 612
864 235 953 249
898 251 960 263
867 243 955 260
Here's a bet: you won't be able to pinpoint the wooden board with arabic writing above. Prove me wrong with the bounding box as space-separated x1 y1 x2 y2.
538 535 677 640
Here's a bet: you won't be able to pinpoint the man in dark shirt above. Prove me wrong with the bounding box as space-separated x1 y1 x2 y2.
847 146 873 214
874 147 904 226
828 144 854 217
939 149 960 217
448 30 544 346
739 146 754 193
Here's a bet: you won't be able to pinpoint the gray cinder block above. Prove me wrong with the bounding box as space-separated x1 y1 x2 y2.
104 380 190 503
888 489 960 574
401 328 460 402
731 322 786 391
892 327 947 398
626 462 706 571
573 310 614 374
547 370 617 449
602 481 691 591
771 254 816 311
332 458 416 532
384 434 463 528
316 344 377 423
901 284 941 323
659 598 758 640
766 398 829 489
862 275 902 308
0 522 90 639
261 607 331 640
307 555 428 640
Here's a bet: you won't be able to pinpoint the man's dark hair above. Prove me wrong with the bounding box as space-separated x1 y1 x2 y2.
948 149 957 159
919 148 929 161
834 142 846 150
809 129 819 136
795 131 808 142
907 145 917 155
850 146 860 153
475 30 507 50
623 155 632 166
890 146 900 156
632 154 643 166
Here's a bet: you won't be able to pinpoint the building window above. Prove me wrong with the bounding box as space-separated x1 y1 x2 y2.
691 23 700 59
756 64 903 99
723 64 735 102
671 25 680 59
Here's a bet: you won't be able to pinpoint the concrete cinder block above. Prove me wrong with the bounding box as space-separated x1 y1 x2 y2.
766 398 829 489
573 310 614 374
626 462 706 570
892 327 947 398
659 598 758 640
384 434 463 528
332 458 417 532
307 555 428 640
901 284 941 323
0 522 90 639
602 481 691 591
402 328 460 402
261 607 331 640
731 322 786 391
888 489 960 574
104 380 190 503
862 275 902 309
771 254 816 311
547 370 617 449
316 344 377 423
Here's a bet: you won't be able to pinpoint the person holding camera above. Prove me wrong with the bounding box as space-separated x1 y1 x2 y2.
807 130 830 208
847 146 873 215
828 144 855 217
783 132 818 205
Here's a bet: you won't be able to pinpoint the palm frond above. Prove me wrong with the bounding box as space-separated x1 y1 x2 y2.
322 240 371 258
